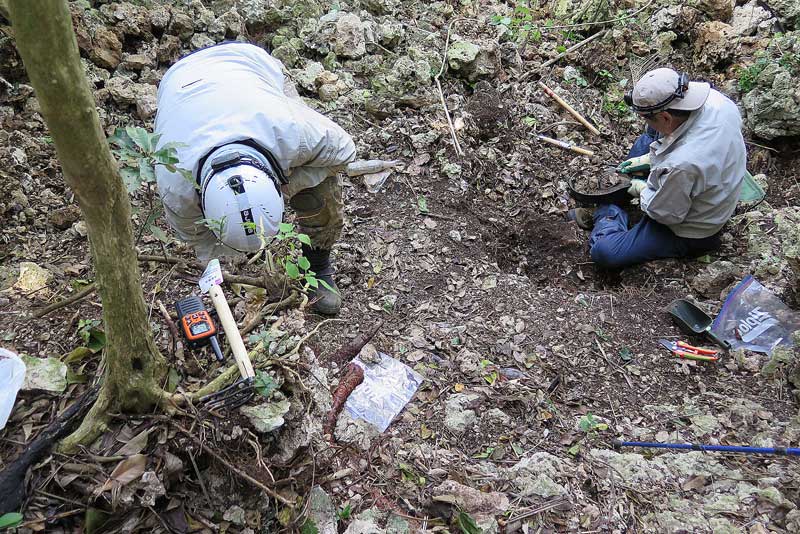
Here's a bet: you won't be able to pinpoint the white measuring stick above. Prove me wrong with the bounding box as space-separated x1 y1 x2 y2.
199 260 255 380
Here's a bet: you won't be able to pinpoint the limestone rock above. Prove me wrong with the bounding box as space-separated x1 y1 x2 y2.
169 12 195 41
20 355 67 393
742 32 800 139
651 6 703 35
444 393 479 433
508 452 570 497
292 61 326 93
693 21 735 69
731 1 774 37
235 0 284 32
691 260 740 297
149 5 171 31
687 0 734 21
106 77 158 120
48 205 81 230
343 518 385 534
768 0 800 29
447 39 480 72
308 486 338 534
335 13 366 58
432 480 510 521
240 399 291 433
89 27 122 70
156 35 182 65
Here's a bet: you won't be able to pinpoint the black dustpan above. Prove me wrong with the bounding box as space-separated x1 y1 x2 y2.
567 176 632 206
667 299 731 351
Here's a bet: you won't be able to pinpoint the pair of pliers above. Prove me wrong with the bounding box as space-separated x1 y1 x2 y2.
658 339 719 362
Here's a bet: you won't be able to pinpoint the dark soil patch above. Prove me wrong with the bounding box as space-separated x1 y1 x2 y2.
489 213 589 286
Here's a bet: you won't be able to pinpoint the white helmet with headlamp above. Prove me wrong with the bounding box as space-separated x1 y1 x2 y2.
198 143 285 253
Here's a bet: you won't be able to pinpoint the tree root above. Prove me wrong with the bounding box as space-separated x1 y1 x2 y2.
323 363 364 441
57 386 112 454
0 386 98 513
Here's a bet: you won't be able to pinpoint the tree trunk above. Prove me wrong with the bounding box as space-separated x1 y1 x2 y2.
8 0 166 451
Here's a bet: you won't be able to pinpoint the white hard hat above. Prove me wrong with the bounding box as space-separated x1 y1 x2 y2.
198 143 284 253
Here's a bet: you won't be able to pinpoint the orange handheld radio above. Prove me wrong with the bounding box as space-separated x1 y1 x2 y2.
174 295 224 362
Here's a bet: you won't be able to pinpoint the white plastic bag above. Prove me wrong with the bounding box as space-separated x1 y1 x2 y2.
345 352 423 432
711 276 800 354
0 348 26 430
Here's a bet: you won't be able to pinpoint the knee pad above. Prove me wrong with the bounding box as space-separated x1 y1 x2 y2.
289 189 325 213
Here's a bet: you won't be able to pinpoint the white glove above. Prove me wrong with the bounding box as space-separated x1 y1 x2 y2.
627 179 647 197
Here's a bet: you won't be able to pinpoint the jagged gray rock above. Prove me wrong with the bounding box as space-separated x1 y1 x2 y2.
691 260 740 297
742 32 800 138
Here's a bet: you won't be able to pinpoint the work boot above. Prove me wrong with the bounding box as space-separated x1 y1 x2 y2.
566 208 594 231
302 245 342 315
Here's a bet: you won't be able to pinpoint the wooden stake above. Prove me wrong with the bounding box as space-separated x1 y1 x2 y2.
537 135 594 156
538 81 601 136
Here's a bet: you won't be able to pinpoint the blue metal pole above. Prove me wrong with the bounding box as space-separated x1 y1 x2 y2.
614 440 800 456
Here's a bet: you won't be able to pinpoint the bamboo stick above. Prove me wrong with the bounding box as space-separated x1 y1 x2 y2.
538 81 601 136
537 134 595 156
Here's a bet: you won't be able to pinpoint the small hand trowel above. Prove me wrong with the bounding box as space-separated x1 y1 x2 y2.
667 298 731 351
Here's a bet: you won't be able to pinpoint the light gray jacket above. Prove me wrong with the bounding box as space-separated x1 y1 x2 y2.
640 89 746 239
154 42 356 259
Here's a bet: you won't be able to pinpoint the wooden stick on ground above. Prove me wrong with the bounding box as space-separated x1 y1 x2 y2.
32 283 96 318
156 299 184 361
539 30 607 70
538 81 601 136
537 134 595 156
171 421 293 506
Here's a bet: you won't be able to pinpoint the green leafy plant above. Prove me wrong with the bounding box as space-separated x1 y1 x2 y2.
489 4 542 42
416 195 429 214
253 370 278 399
251 222 336 295
456 510 481 534
77 318 106 353
737 56 769 93
579 413 608 433
0 513 23 530
109 126 191 248
109 127 192 193
300 519 319 534
337 504 352 521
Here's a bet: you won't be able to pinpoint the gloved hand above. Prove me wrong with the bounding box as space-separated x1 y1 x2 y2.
627 179 647 197
617 154 651 175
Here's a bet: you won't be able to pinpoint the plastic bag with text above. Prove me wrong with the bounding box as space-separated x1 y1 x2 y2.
345 352 423 432
711 276 800 354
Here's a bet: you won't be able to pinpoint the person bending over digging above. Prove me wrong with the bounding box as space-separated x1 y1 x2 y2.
568 68 746 269
154 42 356 315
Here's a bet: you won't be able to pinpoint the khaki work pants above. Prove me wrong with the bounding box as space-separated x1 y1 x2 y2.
287 174 344 251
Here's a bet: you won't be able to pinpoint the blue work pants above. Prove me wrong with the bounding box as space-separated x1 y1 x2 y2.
588 130 721 269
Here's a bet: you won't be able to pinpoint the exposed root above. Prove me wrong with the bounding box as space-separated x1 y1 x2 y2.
57 386 112 454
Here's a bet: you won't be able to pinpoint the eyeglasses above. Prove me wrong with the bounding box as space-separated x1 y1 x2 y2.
625 72 689 114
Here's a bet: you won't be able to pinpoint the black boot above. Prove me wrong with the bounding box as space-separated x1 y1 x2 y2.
302 245 342 315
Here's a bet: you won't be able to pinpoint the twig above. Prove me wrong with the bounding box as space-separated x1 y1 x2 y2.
535 30 607 72
31 283 96 318
241 291 300 337
433 18 478 157
172 421 293 505
19 509 82 528
744 140 778 153
541 0 655 30
188 449 213 507
537 82 601 135
157 299 184 361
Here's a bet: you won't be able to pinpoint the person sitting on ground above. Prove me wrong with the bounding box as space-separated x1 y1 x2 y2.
568 68 746 269
154 42 356 315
